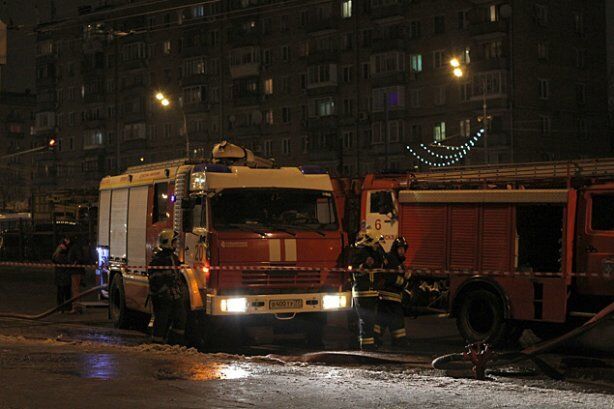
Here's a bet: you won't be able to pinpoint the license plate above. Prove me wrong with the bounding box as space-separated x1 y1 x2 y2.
270 299 303 310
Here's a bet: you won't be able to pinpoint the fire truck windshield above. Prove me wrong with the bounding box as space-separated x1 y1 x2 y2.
211 188 338 232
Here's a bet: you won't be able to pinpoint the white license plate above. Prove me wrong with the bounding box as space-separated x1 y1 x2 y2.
270 299 303 310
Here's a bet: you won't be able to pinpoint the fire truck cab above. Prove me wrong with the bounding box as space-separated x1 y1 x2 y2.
97 142 351 346
357 159 614 346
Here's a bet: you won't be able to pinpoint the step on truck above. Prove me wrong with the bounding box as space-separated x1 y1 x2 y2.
96 142 351 347
357 158 614 345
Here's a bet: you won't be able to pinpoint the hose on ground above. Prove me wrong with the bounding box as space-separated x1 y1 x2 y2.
432 301 614 379
0 285 108 320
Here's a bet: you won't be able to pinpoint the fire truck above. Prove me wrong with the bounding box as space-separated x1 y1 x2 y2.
357 158 614 345
97 142 351 346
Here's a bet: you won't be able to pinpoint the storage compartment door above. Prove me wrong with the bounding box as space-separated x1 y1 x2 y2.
98 190 111 247
109 188 128 260
127 186 148 269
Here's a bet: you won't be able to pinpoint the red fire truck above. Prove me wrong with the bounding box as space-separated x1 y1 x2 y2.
357 158 614 345
96 142 351 346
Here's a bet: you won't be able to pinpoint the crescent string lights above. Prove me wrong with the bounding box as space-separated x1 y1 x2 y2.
406 129 485 167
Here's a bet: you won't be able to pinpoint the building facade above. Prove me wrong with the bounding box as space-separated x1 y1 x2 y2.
33 0 609 194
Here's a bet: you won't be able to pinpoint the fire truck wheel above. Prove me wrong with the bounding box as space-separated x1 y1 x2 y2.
456 289 508 347
109 274 133 329
303 312 327 349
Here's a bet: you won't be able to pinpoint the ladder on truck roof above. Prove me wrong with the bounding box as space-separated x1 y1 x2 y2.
125 158 189 173
409 157 614 184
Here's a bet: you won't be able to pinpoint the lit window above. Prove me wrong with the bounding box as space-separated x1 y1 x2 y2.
410 54 423 73
433 121 446 141
342 0 352 18
489 5 498 22
163 40 171 54
264 78 273 95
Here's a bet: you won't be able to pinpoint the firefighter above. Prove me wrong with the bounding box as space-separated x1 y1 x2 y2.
374 236 410 348
351 229 384 351
148 230 187 345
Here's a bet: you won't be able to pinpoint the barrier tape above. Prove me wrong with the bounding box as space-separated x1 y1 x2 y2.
0 261 610 279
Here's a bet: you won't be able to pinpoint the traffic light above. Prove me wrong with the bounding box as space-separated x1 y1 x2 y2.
48 138 57 150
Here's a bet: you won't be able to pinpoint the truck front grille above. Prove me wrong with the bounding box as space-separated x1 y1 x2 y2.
241 269 321 287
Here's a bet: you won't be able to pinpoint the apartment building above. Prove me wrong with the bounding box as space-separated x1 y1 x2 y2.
33 0 609 194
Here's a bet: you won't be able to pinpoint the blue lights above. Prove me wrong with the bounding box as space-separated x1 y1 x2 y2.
299 165 328 175
193 163 232 173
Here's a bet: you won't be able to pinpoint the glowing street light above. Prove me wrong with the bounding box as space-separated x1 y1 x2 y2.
453 67 464 78
155 92 165 101
161 98 170 107
449 58 461 68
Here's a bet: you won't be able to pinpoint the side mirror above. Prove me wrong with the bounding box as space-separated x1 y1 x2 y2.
181 198 195 232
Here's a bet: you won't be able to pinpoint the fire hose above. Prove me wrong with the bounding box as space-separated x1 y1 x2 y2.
0 285 107 321
432 301 614 380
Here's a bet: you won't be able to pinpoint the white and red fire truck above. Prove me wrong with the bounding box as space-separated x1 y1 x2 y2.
97 142 351 346
356 158 614 346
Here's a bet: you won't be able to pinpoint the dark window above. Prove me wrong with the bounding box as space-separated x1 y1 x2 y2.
591 194 614 231
153 182 169 223
369 191 394 215
434 15 445 34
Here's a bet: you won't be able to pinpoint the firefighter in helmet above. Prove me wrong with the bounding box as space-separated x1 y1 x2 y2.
373 236 410 348
148 229 187 345
351 229 385 351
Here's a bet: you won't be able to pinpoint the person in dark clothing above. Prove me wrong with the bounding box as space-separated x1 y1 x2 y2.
374 236 410 348
351 229 384 351
148 229 187 345
67 237 89 314
52 237 72 312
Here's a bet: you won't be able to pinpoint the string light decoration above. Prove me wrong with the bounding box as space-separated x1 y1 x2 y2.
406 129 485 167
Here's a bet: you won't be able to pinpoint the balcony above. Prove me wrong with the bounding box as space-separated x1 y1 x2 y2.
306 115 337 131
469 20 508 38
471 58 509 72
233 94 261 107
306 17 338 34
371 38 406 53
230 63 260 79
369 4 406 22
181 74 208 87
370 71 408 87
233 124 262 138
184 102 211 114
120 58 148 71
229 31 261 47
304 50 338 65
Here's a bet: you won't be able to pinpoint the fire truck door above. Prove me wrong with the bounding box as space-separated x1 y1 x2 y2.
364 190 398 251
576 190 614 296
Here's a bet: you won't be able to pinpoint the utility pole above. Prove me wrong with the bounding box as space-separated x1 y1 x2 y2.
482 78 488 164
113 28 120 174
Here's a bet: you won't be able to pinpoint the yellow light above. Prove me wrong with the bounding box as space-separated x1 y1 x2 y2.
323 295 348 310
221 298 247 313
140 157 144 162
161 98 170 107
155 92 165 101
453 68 464 78
450 58 460 68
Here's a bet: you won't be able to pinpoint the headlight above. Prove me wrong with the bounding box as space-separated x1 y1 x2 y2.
323 295 348 310
221 297 247 313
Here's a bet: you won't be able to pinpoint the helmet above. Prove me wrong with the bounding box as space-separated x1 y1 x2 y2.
158 229 178 250
391 236 409 252
355 229 384 249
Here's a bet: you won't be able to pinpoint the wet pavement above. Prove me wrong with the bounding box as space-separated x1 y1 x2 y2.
1 267 613 408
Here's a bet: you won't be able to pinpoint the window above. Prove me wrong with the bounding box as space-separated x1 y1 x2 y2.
153 182 169 223
483 40 503 60
124 123 146 141
282 107 291 123
574 12 584 35
473 71 506 96
537 41 549 60
371 120 404 144
410 124 422 142
300 73 307 90
576 83 586 105
83 129 105 149
591 194 614 231
343 98 354 115
316 98 335 117
535 4 548 26
183 57 206 75
342 131 354 149
343 65 353 83
264 78 273 95
409 20 421 39
432 50 444 68
410 88 422 108
577 117 588 139
302 135 309 153
539 79 550 100
163 40 171 54
433 121 446 141
307 64 336 87
341 32 354 50
410 54 423 73
371 51 405 75
281 45 289 62
575 48 586 69
458 11 468 29
265 110 274 125
539 115 551 136
280 15 289 32
434 85 446 106
460 119 471 137
282 76 290 93
489 5 499 22
434 15 445 34
192 5 205 18
362 62 370 79
372 86 405 111
264 139 273 157
184 86 205 104
342 0 352 18
282 138 291 155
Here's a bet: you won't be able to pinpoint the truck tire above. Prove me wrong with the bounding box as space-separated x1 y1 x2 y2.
182 283 213 350
109 274 131 329
456 289 508 346
303 312 327 349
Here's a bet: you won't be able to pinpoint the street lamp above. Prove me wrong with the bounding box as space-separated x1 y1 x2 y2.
449 58 490 164
154 91 189 159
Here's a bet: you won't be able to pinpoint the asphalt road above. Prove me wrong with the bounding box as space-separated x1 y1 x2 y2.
0 267 613 408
